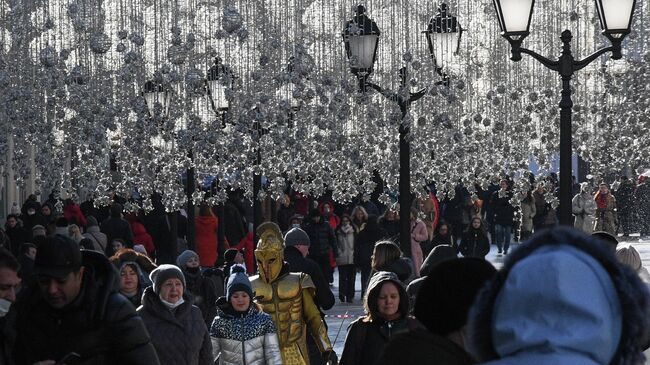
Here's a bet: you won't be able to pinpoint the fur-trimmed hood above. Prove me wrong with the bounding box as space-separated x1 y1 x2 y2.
109 248 157 274
365 271 409 321
468 227 650 365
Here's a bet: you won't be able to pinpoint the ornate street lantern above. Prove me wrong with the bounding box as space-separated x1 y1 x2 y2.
143 80 170 119
425 4 462 76
492 0 535 42
278 57 302 112
595 0 636 39
342 5 380 85
206 57 234 114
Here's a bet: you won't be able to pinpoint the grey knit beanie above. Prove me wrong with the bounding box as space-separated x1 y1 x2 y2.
150 264 186 294
284 227 310 247
176 250 199 269
226 266 254 302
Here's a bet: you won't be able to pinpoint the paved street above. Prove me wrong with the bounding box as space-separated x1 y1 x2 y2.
324 235 650 357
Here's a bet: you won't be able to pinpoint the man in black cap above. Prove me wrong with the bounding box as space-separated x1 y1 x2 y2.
284 228 335 311
13 235 160 364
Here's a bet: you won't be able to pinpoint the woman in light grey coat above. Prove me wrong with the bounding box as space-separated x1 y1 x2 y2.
210 266 283 365
572 183 597 234
336 214 356 303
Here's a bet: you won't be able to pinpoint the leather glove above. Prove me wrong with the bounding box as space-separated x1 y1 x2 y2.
323 351 339 365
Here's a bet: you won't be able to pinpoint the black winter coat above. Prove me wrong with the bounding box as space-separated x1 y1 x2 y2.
223 200 247 247
303 221 337 256
374 257 414 284
616 180 636 214
491 190 515 226
183 269 218 326
100 217 134 247
377 329 475 365
284 246 335 310
4 226 27 256
14 251 159 365
378 220 400 242
458 229 490 258
277 205 295 233
137 287 213 365
340 317 418 365
355 220 385 265
0 310 16 365
144 210 176 265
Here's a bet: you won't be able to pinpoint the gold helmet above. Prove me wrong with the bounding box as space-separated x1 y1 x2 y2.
255 222 285 283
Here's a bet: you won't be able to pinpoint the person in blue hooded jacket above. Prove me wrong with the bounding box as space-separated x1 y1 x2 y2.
467 226 650 365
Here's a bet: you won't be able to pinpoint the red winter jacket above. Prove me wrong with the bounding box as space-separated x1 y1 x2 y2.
131 222 155 257
233 232 255 275
64 203 87 228
195 215 218 267
319 202 340 230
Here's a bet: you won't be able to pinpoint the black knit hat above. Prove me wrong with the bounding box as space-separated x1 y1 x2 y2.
149 264 186 294
414 258 496 336
224 248 239 263
284 228 310 247
226 266 253 302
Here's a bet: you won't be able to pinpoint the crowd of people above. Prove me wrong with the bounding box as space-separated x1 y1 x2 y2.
0 182 648 364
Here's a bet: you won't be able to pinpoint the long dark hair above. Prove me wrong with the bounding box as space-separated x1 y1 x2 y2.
336 214 353 234
465 216 487 235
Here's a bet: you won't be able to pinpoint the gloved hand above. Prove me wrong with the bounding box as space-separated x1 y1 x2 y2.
323 351 339 365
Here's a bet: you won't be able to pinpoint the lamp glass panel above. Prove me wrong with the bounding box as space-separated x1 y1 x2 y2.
598 0 634 31
208 80 229 111
493 0 505 31
144 91 168 118
347 34 379 69
498 0 534 33
431 32 459 70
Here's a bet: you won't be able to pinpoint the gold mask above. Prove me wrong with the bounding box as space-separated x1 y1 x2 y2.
255 222 285 283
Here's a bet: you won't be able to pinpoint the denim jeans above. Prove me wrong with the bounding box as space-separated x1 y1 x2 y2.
494 224 512 253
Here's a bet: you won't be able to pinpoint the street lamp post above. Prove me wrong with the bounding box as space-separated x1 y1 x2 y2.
492 0 637 225
207 56 235 255
143 79 197 251
343 4 460 257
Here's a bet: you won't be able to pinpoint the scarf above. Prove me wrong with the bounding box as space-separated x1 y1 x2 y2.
595 192 609 210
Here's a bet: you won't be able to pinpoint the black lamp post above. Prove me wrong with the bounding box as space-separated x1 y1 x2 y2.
143 79 197 251
492 0 636 226
343 4 460 257
206 56 235 255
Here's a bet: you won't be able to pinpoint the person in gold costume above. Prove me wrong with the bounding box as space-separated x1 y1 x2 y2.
251 222 338 365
